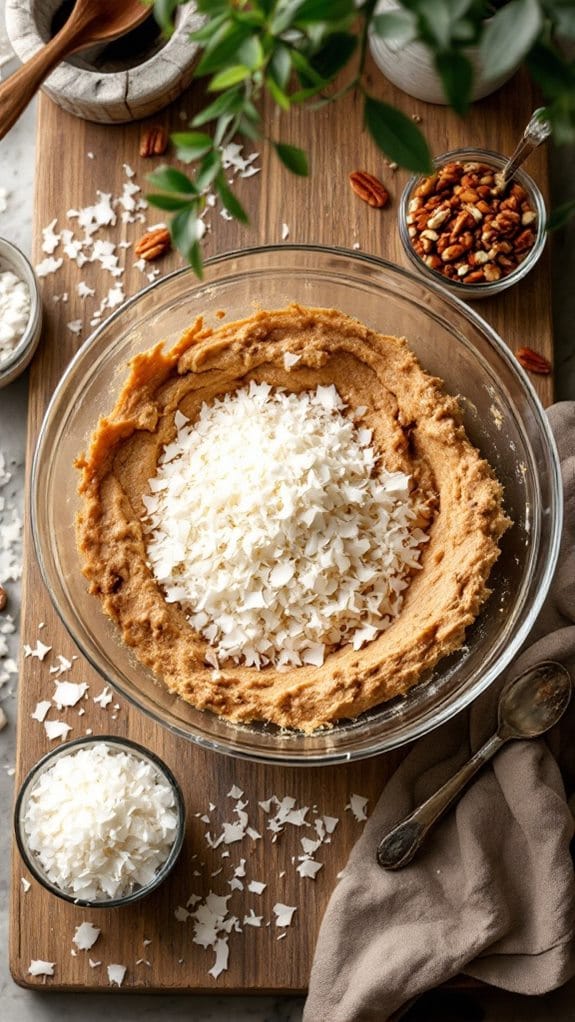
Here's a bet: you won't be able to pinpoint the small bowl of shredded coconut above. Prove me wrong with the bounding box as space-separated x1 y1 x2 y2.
0 236 42 388
14 736 185 906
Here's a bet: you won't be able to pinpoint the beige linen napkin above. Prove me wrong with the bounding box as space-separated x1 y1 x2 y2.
305 402 575 1022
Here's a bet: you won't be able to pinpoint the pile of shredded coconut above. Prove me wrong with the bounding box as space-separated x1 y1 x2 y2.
22 743 179 901
144 381 429 669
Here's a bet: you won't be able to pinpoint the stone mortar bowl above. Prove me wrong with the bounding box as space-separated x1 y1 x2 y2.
5 0 204 123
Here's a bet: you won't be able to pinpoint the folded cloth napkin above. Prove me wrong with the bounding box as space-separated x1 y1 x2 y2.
305 402 575 1022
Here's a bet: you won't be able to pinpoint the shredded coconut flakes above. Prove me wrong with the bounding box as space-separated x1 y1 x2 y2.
144 382 429 670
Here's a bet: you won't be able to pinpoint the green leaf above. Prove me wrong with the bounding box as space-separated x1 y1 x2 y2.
237 35 265 71
195 149 222 191
171 207 206 269
418 0 454 50
171 131 213 163
195 0 229 14
237 116 262 141
546 198 575 231
480 0 542 81
215 173 249 223
364 96 433 173
435 51 474 116
290 49 327 88
152 0 182 34
526 42 575 98
293 0 355 24
192 88 245 126
310 32 357 81
371 10 418 47
266 75 291 110
146 194 195 212
147 165 198 194
269 44 292 90
189 12 228 43
209 65 252 91
273 142 309 176
195 22 253 76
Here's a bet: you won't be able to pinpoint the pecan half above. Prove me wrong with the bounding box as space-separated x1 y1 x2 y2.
140 125 169 158
0 584 6 611
516 347 552 374
134 227 171 261
349 170 389 208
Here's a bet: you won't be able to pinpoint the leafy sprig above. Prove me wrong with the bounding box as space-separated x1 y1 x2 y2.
149 0 575 274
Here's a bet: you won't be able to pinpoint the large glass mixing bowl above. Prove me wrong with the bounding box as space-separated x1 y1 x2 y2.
31 246 562 764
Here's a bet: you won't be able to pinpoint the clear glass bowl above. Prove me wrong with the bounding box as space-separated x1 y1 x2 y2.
0 237 43 388
31 246 562 764
14 736 186 908
398 147 547 300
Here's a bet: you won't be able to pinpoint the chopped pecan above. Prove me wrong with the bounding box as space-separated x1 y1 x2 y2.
516 347 552 374
404 159 538 286
0 584 6 611
140 125 169 158
349 170 389 208
134 226 171 261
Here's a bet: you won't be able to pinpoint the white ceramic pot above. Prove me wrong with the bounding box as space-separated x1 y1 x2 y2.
369 0 520 104
5 0 204 123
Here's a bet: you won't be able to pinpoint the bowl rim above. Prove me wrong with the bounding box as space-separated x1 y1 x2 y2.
30 243 564 765
397 146 547 297
0 237 43 387
14 734 186 907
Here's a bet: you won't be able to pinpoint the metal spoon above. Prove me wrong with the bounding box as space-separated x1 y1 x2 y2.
494 107 552 191
0 0 150 140
377 661 571 871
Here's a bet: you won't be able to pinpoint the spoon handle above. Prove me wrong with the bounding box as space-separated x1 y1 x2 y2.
499 107 552 185
0 15 87 141
377 732 506 870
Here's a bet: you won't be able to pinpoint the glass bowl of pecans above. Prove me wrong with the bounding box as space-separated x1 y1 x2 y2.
398 147 547 299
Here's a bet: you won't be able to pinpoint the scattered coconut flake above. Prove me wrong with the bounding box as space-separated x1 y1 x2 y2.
44 720 72 741
24 640 52 661
21 877 31 892
67 319 83 336
247 880 266 895
89 959 102 968
107 964 126 987
175 906 190 922
346 794 369 822
52 681 88 708
35 257 63 278
49 654 73 676
323 815 339 834
28 960 55 977
31 701 51 723
296 859 323 879
73 922 101 951
273 903 296 927
93 685 113 708
208 937 229 979
41 219 60 255
227 784 243 799
243 909 262 927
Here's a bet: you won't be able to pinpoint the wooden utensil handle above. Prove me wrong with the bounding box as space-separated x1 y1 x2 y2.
0 23 83 141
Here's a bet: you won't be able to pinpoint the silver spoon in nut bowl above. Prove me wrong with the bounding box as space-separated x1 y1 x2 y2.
377 661 572 871
493 107 552 192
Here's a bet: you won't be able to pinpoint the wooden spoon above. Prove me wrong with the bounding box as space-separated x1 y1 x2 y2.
0 0 151 140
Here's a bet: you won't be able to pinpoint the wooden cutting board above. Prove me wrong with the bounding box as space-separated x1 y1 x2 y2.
10 59 553 993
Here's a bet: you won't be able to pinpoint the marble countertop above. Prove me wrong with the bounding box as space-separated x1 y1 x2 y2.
1 6 574 1020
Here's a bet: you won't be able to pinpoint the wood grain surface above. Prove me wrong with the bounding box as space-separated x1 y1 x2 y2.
10 59 553 993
